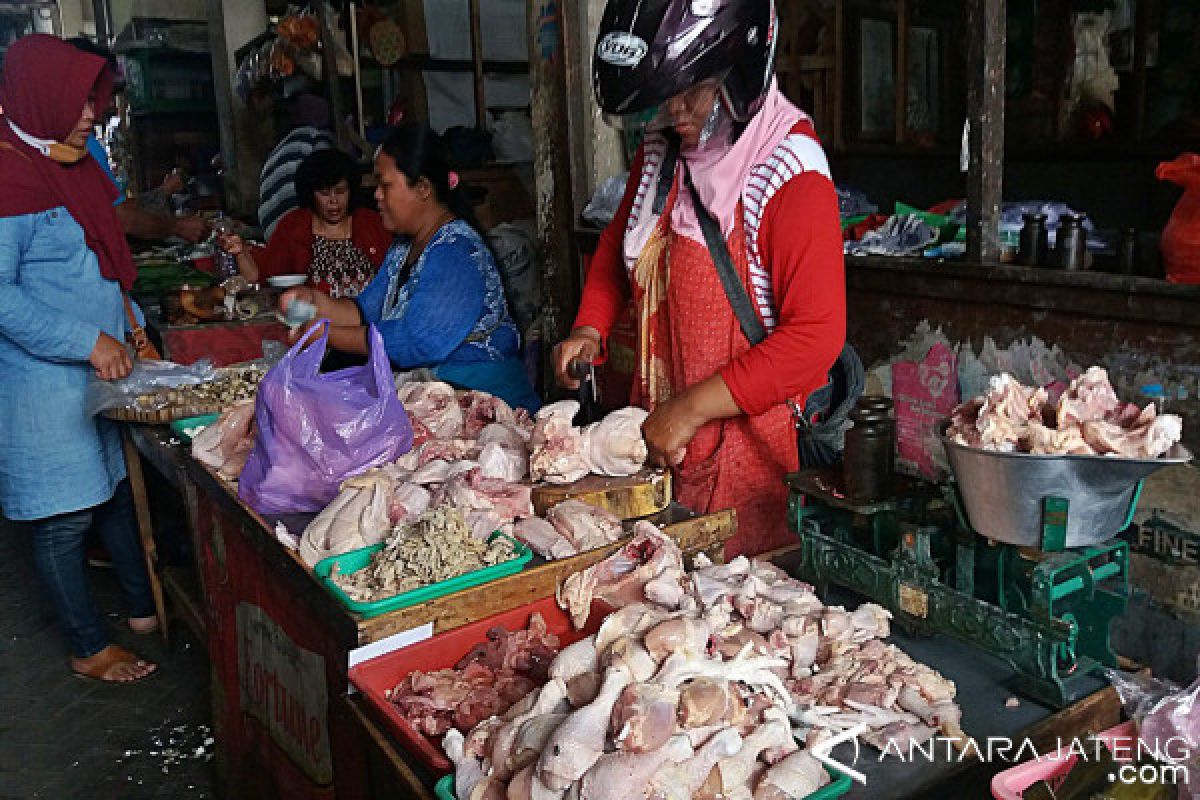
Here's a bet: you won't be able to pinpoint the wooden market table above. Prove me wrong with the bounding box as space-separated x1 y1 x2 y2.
124 428 1127 800
125 425 734 799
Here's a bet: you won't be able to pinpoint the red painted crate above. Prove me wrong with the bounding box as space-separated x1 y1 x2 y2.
348 597 608 773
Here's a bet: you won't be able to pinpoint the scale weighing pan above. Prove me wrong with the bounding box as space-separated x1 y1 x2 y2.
940 421 1192 548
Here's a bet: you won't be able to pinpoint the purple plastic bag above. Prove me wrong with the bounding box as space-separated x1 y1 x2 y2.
238 321 413 514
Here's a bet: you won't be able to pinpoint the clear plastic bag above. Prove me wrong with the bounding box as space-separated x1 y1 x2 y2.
85 359 219 416
1106 661 1200 798
582 174 630 227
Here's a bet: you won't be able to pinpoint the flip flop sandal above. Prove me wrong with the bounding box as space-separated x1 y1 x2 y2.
72 645 157 684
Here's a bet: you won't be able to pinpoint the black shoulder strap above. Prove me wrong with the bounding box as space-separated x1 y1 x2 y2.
684 171 767 346
652 137 679 216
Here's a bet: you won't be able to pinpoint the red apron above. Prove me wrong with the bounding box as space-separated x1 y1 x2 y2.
627 182 799 559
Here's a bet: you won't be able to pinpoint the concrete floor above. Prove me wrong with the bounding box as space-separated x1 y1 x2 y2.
0 521 216 800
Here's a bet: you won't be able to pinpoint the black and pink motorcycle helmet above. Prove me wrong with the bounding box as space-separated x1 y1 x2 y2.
593 0 777 126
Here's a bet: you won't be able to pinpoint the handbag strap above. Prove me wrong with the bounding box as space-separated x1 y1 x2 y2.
684 171 767 346
122 293 154 355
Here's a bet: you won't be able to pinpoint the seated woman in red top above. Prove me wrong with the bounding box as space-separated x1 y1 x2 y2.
218 149 391 298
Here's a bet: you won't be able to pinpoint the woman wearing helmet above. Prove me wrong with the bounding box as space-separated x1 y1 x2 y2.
553 0 846 558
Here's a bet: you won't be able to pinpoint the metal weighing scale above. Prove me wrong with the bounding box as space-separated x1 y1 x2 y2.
786 430 1192 709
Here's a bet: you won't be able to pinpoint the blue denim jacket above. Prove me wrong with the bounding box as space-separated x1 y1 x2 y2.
0 208 128 520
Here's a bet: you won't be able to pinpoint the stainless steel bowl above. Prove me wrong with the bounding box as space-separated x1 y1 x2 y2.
940 422 1192 548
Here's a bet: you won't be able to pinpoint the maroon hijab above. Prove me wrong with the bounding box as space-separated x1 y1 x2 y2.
0 34 135 290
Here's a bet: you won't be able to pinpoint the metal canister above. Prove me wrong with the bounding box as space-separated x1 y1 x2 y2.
1118 227 1138 275
858 395 894 415
1056 214 1087 271
1018 213 1049 267
843 401 895 503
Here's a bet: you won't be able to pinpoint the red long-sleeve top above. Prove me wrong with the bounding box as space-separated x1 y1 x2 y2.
252 207 392 285
574 137 846 417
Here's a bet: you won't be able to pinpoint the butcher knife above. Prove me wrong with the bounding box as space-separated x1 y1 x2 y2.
567 358 601 425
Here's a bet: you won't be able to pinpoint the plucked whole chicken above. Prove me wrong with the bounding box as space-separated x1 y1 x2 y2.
296 383 657 568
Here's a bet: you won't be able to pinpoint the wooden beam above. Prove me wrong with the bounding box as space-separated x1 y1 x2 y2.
469 0 487 129
895 0 908 145
319 3 349 152
833 0 845 150
529 0 580 385
965 0 1006 263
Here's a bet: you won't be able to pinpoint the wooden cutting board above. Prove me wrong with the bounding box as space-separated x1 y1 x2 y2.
530 470 672 519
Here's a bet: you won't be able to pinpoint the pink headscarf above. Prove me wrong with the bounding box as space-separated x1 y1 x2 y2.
624 80 808 267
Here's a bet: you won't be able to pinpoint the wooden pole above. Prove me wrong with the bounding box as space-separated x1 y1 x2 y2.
350 2 366 142
319 3 349 151
121 429 169 642
470 0 487 129
833 0 845 149
895 0 908 145
965 0 1006 263
529 0 578 390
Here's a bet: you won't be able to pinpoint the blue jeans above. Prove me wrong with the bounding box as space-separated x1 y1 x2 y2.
29 480 155 658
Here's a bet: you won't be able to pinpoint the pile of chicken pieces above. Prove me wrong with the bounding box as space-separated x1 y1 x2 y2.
190 399 256 480
389 612 562 737
948 366 1183 458
445 523 966 800
295 383 643 567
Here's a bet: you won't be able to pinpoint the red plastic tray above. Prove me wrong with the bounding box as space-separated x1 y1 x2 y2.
349 597 609 773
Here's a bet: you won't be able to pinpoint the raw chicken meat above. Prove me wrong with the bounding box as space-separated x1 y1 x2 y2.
648 727 743 800
1057 366 1121 428
191 399 256 480
514 517 577 560
436 468 533 522
417 438 481 466
478 422 530 451
557 522 685 628
448 516 968 799
752 749 828 800
580 407 650 477
610 682 681 752
390 661 532 736
457 612 560 683
410 459 477 486
486 679 569 781
460 390 519 438
947 367 1184 458
529 401 589 484
298 469 395 566
389 482 431 525
443 729 488 800
548 636 600 684
578 733 692 800
398 381 465 440
478 442 527 483
545 500 625 553
537 666 634 790
387 615 568 739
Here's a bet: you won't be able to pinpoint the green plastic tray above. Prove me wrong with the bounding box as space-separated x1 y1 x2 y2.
314 533 532 619
433 765 851 800
170 413 220 442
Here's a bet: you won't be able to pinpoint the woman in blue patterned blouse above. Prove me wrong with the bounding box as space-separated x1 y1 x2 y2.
280 123 540 412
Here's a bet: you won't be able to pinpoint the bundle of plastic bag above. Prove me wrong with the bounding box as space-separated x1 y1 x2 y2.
238 322 414 514
86 358 218 416
1106 660 1200 799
